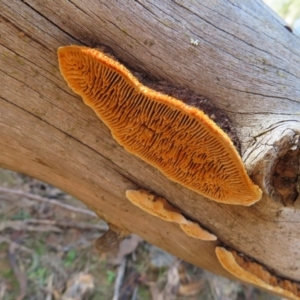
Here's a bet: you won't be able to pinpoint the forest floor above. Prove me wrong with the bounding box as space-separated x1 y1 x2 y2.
0 168 282 300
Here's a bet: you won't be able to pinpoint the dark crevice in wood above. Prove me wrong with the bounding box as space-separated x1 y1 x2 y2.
273 143 300 206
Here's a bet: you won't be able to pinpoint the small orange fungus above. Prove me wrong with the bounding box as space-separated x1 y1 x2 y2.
126 190 216 241
215 247 300 300
58 45 262 205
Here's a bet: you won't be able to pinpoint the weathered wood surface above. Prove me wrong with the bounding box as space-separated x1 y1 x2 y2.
1 0 300 293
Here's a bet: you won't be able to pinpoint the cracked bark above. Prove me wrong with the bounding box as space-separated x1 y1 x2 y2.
1 0 300 298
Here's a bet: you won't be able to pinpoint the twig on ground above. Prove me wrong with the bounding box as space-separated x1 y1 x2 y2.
0 237 34 254
0 282 7 300
0 219 108 233
45 274 53 300
8 243 27 300
120 272 141 300
113 257 127 300
0 187 97 217
131 286 138 300
0 220 61 233
23 219 108 231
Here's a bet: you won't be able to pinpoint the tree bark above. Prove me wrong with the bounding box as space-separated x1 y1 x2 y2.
1 0 300 296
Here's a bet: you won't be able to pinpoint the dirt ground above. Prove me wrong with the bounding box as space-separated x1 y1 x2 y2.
0 168 282 300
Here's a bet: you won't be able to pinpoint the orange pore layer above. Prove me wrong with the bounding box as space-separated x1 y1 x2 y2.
58 46 262 205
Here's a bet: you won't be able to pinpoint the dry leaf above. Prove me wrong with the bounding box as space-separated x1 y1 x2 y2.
178 280 205 296
109 234 143 265
61 273 94 300
150 260 180 300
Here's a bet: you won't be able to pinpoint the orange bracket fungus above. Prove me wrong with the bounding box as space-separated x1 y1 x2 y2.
215 247 300 300
58 45 262 205
125 189 216 241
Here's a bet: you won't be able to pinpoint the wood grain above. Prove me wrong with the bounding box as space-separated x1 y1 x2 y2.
1 1 300 295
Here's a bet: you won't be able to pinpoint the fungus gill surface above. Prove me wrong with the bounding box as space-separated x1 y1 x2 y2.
126 190 216 241
58 45 262 205
215 247 300 300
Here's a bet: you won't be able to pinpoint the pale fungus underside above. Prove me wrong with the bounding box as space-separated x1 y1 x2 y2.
58 45 262 205
215 247 300 300
126 190 217 241
179 221 215 241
